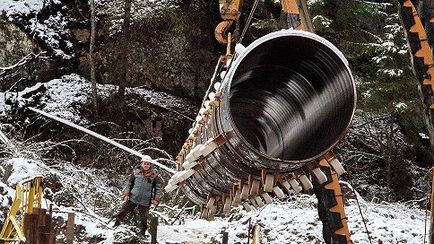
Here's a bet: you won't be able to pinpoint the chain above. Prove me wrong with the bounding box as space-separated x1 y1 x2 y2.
237 0 261 44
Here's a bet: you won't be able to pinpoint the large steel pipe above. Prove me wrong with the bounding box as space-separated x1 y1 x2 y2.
180 30 356 205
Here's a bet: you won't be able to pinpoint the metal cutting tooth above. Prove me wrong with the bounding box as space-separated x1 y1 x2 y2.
328 158 346 176
249 198 258 208
261 193 273 204
289 179 303 193
200 207 208 219
272 186 285 199
254 196 265 207
164 183 178 193
263 174 274 192
298 174 313 190
250 180 260 196
206 197 216 209
280 181 292 193
240 184 249 200
232 189 242 205
312 167 328 184
242 202 252 212
223 196 232 213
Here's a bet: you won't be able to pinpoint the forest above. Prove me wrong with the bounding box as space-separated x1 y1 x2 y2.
0 0 432 243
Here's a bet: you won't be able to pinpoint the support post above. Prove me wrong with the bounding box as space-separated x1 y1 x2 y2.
252 224 260 244
24 213 38 243
430 168 434 244
66 212 75 244
222 231 228 244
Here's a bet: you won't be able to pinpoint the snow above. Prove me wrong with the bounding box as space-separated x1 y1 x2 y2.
0 0 43 17
312 15 331 29
0 0 73 59
0 155 428 243
3 157 41 185
28 12 73 60
0 93 5 115
0 181 15 211
394 102 407 110
17 74 92 124
0 158 42 223
96 0 175 36
419 133 430 140
157 219 226 243
3 73 192 127
308 0 324 7
148 195 426 243
381 68 403 77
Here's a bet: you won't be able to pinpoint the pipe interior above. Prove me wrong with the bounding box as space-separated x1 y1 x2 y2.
229 35 355 161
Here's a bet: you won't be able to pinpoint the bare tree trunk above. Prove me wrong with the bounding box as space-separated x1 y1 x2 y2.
117 0 132 102
387 119 393 191
90 0 98 116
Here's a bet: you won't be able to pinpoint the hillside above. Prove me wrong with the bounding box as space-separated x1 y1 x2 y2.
0 0 432 243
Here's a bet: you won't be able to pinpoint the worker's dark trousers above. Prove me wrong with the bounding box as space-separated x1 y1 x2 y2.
115 200 149 234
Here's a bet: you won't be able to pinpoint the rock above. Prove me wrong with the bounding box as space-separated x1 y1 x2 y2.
0 18 35 67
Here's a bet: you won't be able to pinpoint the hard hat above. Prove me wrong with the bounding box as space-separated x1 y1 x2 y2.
141 155 153 163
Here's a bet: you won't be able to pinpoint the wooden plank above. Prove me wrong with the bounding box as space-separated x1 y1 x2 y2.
34 207 47 244
39 213 52 244
34 208 46 225
24 213 37 244
41 213 54 244
222 231 228 244
66 213 75 244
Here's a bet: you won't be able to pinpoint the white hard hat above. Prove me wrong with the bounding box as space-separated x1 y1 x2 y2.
141 155 153 162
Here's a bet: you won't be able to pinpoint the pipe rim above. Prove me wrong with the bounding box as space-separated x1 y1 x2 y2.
223 30 357 164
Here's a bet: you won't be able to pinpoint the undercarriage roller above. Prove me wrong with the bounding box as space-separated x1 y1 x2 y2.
177 30 355 207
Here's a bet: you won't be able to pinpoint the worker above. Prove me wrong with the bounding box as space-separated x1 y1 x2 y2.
113 155 162 235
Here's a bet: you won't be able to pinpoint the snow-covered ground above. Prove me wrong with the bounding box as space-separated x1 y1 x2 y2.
0 157 427 243
155 196 426 244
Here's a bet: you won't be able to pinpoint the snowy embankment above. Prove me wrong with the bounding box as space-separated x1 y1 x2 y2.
0 158 427 244
1 73 193 124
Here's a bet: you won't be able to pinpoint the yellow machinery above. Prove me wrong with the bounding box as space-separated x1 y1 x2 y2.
0 176 44 243
399 0 434 149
